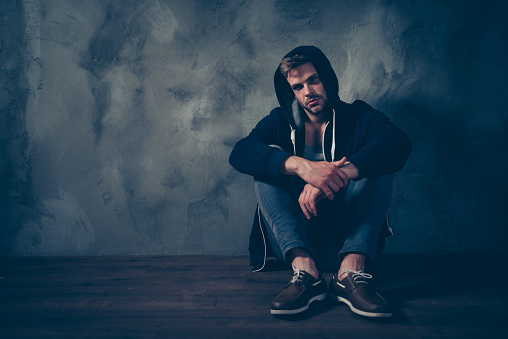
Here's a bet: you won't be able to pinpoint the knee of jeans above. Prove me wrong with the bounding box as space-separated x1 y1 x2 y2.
376 174 393 186
353 174 392 189
254 178 272 192
254 173 295 192
254 179 290 202
346 174 393 201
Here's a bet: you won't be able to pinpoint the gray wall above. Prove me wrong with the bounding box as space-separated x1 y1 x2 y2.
1 0 507 256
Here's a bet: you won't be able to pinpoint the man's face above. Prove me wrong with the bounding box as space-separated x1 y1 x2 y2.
286 62 328 117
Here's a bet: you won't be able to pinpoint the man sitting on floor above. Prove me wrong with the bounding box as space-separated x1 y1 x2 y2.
229 46 412 317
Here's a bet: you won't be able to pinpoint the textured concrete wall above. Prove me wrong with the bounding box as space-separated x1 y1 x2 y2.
1 0 507 256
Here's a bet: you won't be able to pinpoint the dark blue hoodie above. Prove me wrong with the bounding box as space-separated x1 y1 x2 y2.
229 46 411 180
229 46 412 271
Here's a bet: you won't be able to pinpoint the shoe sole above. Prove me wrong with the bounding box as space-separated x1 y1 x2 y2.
329 294 392 318
270 292 328 315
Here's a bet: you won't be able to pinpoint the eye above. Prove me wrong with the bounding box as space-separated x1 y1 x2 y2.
308 76 320 85
292 84 303 91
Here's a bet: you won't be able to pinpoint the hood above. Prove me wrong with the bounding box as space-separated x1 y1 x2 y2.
274 46 340 130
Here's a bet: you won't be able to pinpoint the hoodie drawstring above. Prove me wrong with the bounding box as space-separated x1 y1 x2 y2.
290 127 296 155
290 109 335 161
331 109 336 162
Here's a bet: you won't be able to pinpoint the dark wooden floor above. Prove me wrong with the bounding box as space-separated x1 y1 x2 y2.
0 254 506 339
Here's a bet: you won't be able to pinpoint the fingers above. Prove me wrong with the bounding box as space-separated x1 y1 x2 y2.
319 177 342 200
302 159 349 198
331 157 350 189
326 180 341 195
333 167 349 186
298 192 310 219
300 201 313 220
302 200 316 219
331 156 347 167
324 168 348 196
305 195 317 218
299 186 319 219
322 186 334 200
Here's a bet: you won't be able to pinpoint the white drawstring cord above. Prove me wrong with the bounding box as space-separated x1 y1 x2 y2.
290 127 296 155
331 109 336 162
292 108 335 160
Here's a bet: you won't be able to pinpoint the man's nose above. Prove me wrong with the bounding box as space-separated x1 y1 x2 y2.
303 84 313 96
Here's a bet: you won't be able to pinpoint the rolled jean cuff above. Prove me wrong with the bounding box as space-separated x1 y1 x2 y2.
281 242 315 264
339 247 376 265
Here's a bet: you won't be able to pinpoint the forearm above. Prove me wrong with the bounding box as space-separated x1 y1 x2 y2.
310 163 357 202
279 156 350 200
278 156 306 176
280 156 359 180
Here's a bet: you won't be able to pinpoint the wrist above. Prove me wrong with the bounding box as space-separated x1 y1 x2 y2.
341 162 359 180
279 156 306 176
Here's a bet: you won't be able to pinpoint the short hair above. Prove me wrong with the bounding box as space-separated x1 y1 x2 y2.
279 54 312 78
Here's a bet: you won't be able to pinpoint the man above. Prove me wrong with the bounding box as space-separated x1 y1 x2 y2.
229 46 411 317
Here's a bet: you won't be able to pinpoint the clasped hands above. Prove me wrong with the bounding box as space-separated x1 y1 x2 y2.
298 157 350 220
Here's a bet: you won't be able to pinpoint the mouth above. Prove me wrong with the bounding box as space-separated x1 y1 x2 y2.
307 97 320 107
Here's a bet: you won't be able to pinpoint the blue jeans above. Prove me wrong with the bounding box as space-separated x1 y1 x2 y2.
254 174 392 271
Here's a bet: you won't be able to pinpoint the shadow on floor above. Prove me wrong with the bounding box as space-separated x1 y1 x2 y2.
258 254 508 323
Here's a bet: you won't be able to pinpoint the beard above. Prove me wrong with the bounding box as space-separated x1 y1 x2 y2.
299 95 329 116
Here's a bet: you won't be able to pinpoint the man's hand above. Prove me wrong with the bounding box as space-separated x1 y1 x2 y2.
281 156 349 199
299 184 326 219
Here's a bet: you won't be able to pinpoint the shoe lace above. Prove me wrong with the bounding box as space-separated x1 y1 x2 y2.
288 264 306 286
341 270 372 285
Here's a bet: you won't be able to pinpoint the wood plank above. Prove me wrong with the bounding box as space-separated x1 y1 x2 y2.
0 255 506 338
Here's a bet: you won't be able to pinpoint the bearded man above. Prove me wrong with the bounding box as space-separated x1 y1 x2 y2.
229 46 412 317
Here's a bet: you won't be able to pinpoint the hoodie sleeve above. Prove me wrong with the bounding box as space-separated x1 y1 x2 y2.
348 110 412 179
229 110 293 180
